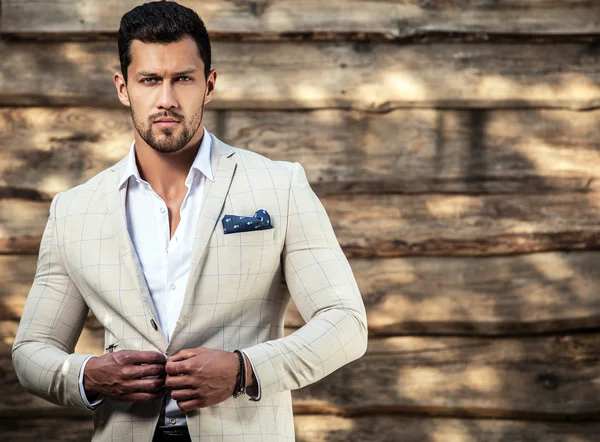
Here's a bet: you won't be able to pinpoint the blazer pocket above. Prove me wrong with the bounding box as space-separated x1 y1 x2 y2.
223 227 275 246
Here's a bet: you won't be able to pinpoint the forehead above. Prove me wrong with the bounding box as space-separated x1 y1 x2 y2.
129 36 204 75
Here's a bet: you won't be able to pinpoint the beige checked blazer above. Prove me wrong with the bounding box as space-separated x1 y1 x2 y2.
12 134 368 441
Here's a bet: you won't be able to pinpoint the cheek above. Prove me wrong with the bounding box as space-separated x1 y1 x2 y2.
130 98 152 121
129 87 155 110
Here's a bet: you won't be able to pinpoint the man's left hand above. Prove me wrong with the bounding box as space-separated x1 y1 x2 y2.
165 348 240 411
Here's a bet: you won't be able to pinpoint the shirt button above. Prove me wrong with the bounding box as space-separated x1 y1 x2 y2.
169 418 177 425
170 283 176 290
160 207 166 214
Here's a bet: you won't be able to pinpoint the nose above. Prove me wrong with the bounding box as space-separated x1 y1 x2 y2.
157 82 178 110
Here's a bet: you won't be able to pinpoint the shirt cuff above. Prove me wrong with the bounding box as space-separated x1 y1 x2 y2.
78 356 105 409
241 350 261 401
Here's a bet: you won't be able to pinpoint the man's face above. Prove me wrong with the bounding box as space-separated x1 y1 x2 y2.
116 36 215 154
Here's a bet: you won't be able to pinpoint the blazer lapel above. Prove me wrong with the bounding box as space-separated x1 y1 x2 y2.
168 135 237 351
106 159 168 351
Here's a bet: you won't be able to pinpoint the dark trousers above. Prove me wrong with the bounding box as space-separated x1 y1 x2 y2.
152 425 192 442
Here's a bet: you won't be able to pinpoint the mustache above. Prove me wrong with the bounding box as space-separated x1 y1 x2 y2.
151 112 184 122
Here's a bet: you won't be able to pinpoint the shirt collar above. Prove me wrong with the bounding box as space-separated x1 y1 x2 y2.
118 127 214 190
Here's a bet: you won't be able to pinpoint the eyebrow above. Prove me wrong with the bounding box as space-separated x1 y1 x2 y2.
136 68 198 78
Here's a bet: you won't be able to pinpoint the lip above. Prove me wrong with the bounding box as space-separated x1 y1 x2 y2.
154 119 180 128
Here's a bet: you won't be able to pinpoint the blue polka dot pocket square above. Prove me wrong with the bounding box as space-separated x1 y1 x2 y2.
222 209 274 234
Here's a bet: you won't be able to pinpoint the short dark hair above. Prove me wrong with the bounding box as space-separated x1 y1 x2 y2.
118 0 211 83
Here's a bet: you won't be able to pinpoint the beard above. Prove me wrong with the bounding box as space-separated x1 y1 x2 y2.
131 95 205 154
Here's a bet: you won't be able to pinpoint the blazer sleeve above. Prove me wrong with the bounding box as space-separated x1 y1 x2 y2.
242 162 368 400
12 193 94 409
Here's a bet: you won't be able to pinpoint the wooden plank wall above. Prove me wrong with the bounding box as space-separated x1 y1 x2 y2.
2 1 600 440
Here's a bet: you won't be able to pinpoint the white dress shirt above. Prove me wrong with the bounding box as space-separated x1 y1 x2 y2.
78 128 259 426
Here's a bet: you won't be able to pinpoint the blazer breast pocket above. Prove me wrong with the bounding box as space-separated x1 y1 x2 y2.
223 226 275 246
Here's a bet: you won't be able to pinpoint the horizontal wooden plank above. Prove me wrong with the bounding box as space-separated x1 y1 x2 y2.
286 251 600 335
226 108 600 194
295 415 600 442
329 193 600 257
5 108 600 198
6 251 600 336
1 417 93 441
4 335 600 418
4 415 600 442
2 0 600 38
292 335 600 418
1 41 599 109
5 191 600 256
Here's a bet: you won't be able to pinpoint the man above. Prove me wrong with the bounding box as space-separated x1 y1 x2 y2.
12 1 368 441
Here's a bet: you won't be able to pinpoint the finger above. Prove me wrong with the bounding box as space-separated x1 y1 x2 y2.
165 359 189 376
122 364 166 380
137 363 166 379
123 378 166 393
131 351 168 365
165 374 194 389
117 350 167 366
115 391 165 402
170 388 198 401
177 399 204 412
169 348 204 362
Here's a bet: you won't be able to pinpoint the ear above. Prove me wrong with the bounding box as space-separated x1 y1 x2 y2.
113 72 131 107
204 69 217 105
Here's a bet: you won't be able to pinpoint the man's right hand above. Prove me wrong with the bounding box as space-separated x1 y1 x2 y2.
83 350 166 402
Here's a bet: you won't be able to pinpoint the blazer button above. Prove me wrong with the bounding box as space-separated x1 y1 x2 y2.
151 319 158 331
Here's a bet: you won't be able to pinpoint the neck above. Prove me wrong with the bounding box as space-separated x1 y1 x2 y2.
133 129 205 194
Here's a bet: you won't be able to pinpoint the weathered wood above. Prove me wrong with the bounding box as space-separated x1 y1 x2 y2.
6 252 600 336
292 335 600 419
226 108 600 194
327 192 600 257
0 321 18 346
295 415 600 442
6 191 600 256
2 41 600 109
0 200 50 253
286 251 600 335
2 0 600 38
4 415 600 442
5 107 600 197
0 418 93 441
4 336 600 419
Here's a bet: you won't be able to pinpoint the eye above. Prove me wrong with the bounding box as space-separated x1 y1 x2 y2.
141 77 159 84
176 76 192 82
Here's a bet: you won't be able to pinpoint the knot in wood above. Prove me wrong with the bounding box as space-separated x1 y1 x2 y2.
536 373 560 390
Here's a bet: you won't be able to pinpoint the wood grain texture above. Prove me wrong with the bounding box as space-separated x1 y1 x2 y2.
224 108 600 194
1 40 599 109
6 190 600 256
3 336 600 418
0 418 93 441
295 415 600 442
324 192 600 257
4 415 600 442
4 108 600 197
5 252 600 336
2 0 600 37
292 335 600 419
